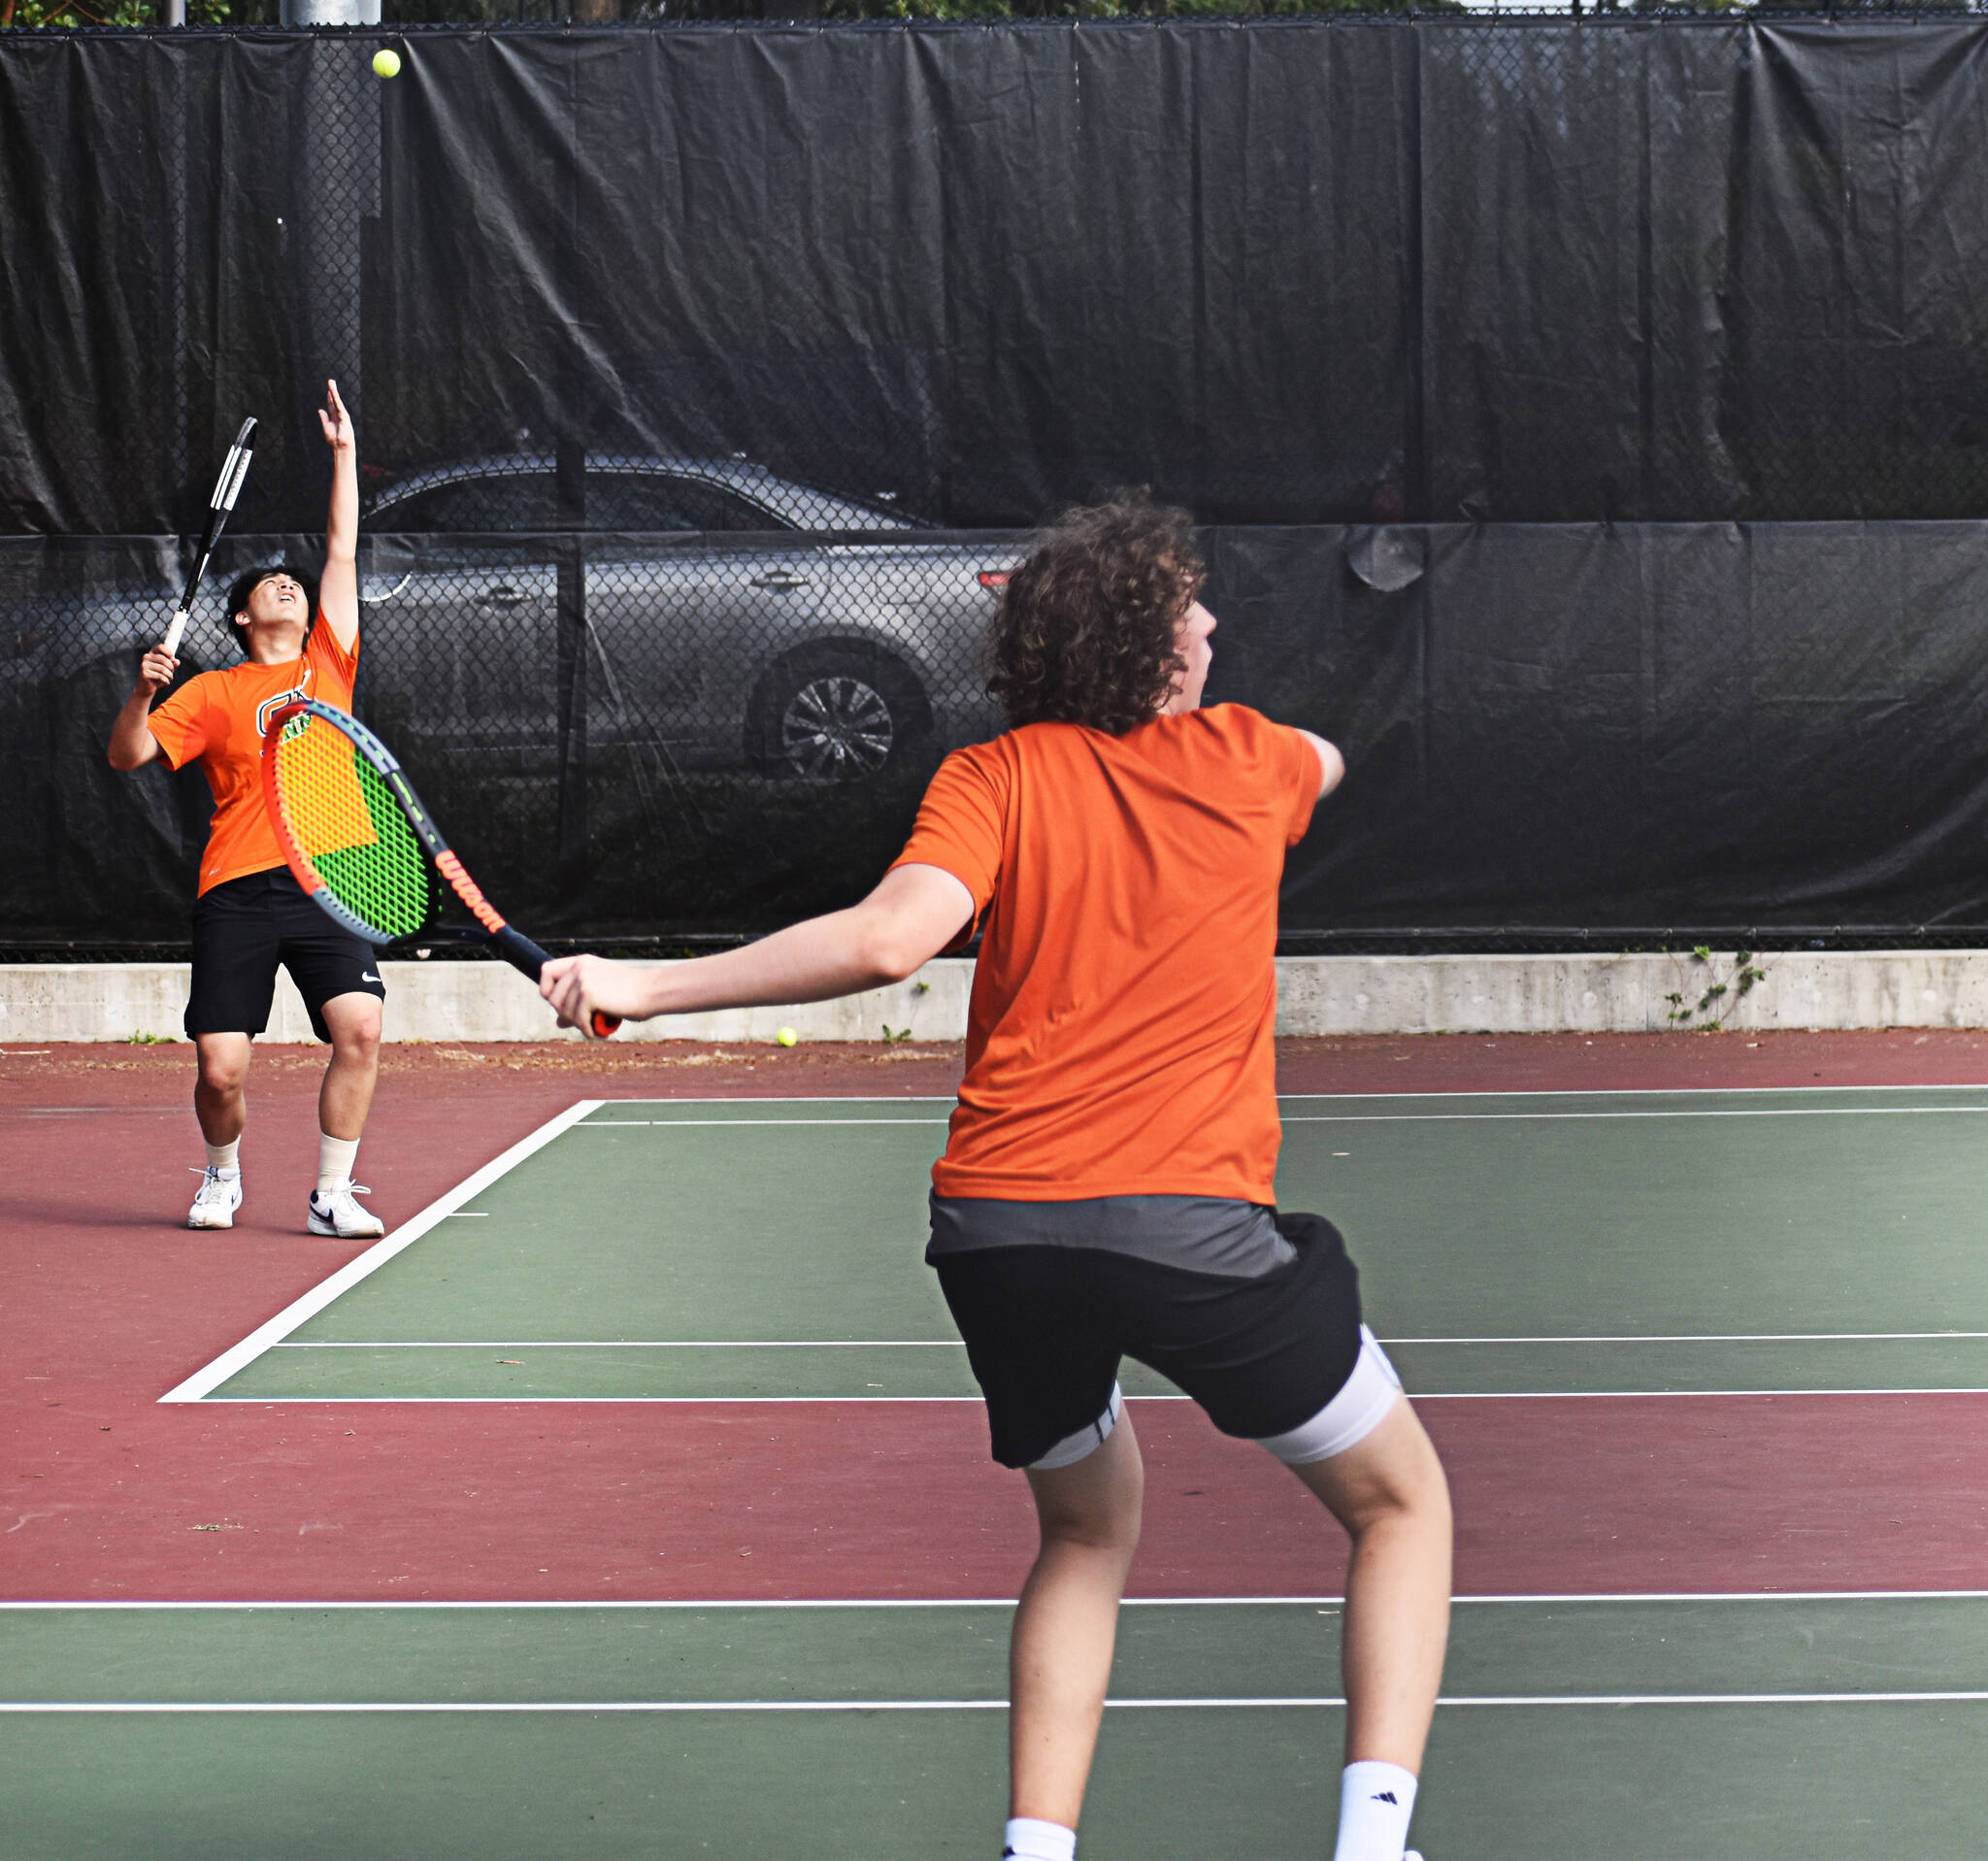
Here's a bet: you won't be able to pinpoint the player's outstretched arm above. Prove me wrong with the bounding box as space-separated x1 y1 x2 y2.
106 647 178 770
316 379 360 653
539 863 975 1032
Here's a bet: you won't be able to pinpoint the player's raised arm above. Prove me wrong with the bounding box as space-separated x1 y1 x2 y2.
316 379 359 653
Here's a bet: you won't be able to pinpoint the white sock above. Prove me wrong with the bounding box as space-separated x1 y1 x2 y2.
1332 1760 1417 1861
316 1134 359 1194
1003 1817 1076 1861
204 1138 240 1175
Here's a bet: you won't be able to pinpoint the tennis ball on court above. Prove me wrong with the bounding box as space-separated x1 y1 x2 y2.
372 48 401 79
777 1027 799 1047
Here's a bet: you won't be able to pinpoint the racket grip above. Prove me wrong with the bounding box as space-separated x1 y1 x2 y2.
162 611 189 656
493 923 620 1040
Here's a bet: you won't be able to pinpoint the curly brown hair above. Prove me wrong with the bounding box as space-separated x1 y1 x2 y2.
987 497 1205 734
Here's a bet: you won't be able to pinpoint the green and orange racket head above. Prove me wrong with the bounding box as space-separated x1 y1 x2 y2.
260 699 617 1037
260 700 439 947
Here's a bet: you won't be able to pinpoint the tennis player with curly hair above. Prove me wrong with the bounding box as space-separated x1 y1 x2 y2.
108 382 388 1241
543 496 1452 1861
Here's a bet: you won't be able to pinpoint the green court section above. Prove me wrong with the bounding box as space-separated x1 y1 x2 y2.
243 1333 1988 1400
8 1600 1988 1858
205 1090 1988 1401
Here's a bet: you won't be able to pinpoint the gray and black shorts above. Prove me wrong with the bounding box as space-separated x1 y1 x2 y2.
185 868 385 1044
928 1193 1367 1470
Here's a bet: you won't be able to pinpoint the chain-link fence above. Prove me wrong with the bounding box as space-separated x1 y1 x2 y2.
17 516 1988 956
0 509 1019 950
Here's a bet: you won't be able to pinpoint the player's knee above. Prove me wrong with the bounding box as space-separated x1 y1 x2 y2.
1333 1405 1451 1540
328 1007 382 1061
1038 1483 1143 1557
1372 1412 1450 1526
196 1047 249 1096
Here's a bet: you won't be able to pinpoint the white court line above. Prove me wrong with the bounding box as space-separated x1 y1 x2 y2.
580 1107 1988 1128
264 1332 1988 1349
156 1101 604 1405
189 1393 1987 1403
578 1119 947 1128
1275 1084 1988 1102
590 1088 1988 1104
1283 1107 1988 1123
599 1095 957 1104
6 1592 1985 1611
9 1691 1988 1714
271 1340 973 1349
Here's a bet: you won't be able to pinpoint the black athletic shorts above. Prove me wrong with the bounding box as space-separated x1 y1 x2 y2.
929 1201 1364 1470
185 867 385 1044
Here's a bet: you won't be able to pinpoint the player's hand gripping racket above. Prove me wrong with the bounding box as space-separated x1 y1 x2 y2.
163 417 257 657
260 699 619 1038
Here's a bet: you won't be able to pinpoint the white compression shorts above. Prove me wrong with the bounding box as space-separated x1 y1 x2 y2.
1024 1327 1402 1474
1252 1326 1403 1465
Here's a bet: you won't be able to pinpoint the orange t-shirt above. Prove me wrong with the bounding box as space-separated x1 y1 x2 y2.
146 620 359 895
891 703 1320 1204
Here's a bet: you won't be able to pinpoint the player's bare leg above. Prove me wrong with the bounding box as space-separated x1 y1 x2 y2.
1287 1395 1450 1861
1289 1396 1450 1770
316 991 381 1141
1008 1412 1144 1838
193 1031 252 1147
309 991 384 1238
186 1032 252 1227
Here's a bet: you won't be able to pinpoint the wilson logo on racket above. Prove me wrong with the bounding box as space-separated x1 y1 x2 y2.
434 851 506 936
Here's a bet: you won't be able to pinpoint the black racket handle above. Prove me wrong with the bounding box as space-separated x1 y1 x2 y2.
493 923 621 1040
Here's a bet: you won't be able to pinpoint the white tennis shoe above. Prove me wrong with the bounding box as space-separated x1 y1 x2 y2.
308 1180 385 1239
186 1166 243 1230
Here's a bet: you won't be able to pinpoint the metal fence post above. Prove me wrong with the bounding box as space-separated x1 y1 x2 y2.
554 440 588 896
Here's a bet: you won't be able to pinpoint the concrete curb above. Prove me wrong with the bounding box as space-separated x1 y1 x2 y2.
7 949 1988 1044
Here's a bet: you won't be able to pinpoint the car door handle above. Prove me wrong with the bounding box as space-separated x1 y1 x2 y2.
477 585 532 608
748 571 811 591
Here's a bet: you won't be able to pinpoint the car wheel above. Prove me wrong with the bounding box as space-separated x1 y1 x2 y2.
750 645 931 781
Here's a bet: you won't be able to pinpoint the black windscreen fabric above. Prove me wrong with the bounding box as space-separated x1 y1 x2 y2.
1217 523 1988 935
12 20 1988 531
366 23 1414 528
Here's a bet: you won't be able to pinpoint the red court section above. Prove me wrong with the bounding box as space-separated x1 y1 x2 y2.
9 1033 1988 1604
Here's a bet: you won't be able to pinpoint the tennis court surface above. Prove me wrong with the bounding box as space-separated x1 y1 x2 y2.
11 1036 1988 1858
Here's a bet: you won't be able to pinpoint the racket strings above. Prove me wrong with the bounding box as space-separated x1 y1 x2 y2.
275 716 431 940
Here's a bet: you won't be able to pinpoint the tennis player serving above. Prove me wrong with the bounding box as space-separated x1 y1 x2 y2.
542 498 1451 1861
108 382 389 1241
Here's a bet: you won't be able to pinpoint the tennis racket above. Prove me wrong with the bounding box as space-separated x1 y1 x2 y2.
260 698 619 1038
163 416 258 657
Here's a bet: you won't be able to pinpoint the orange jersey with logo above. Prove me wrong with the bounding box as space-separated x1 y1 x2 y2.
889 704 1320 1204
146 620 360 895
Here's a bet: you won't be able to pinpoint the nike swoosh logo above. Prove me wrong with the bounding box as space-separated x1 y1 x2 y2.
361 973 381 982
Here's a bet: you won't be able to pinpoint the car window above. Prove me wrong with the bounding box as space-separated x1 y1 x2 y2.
588 474 787 533
377 477 564 532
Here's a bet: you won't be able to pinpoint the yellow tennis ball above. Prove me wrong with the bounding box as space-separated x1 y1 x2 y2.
776 1027 798 1047
372 48 401 79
